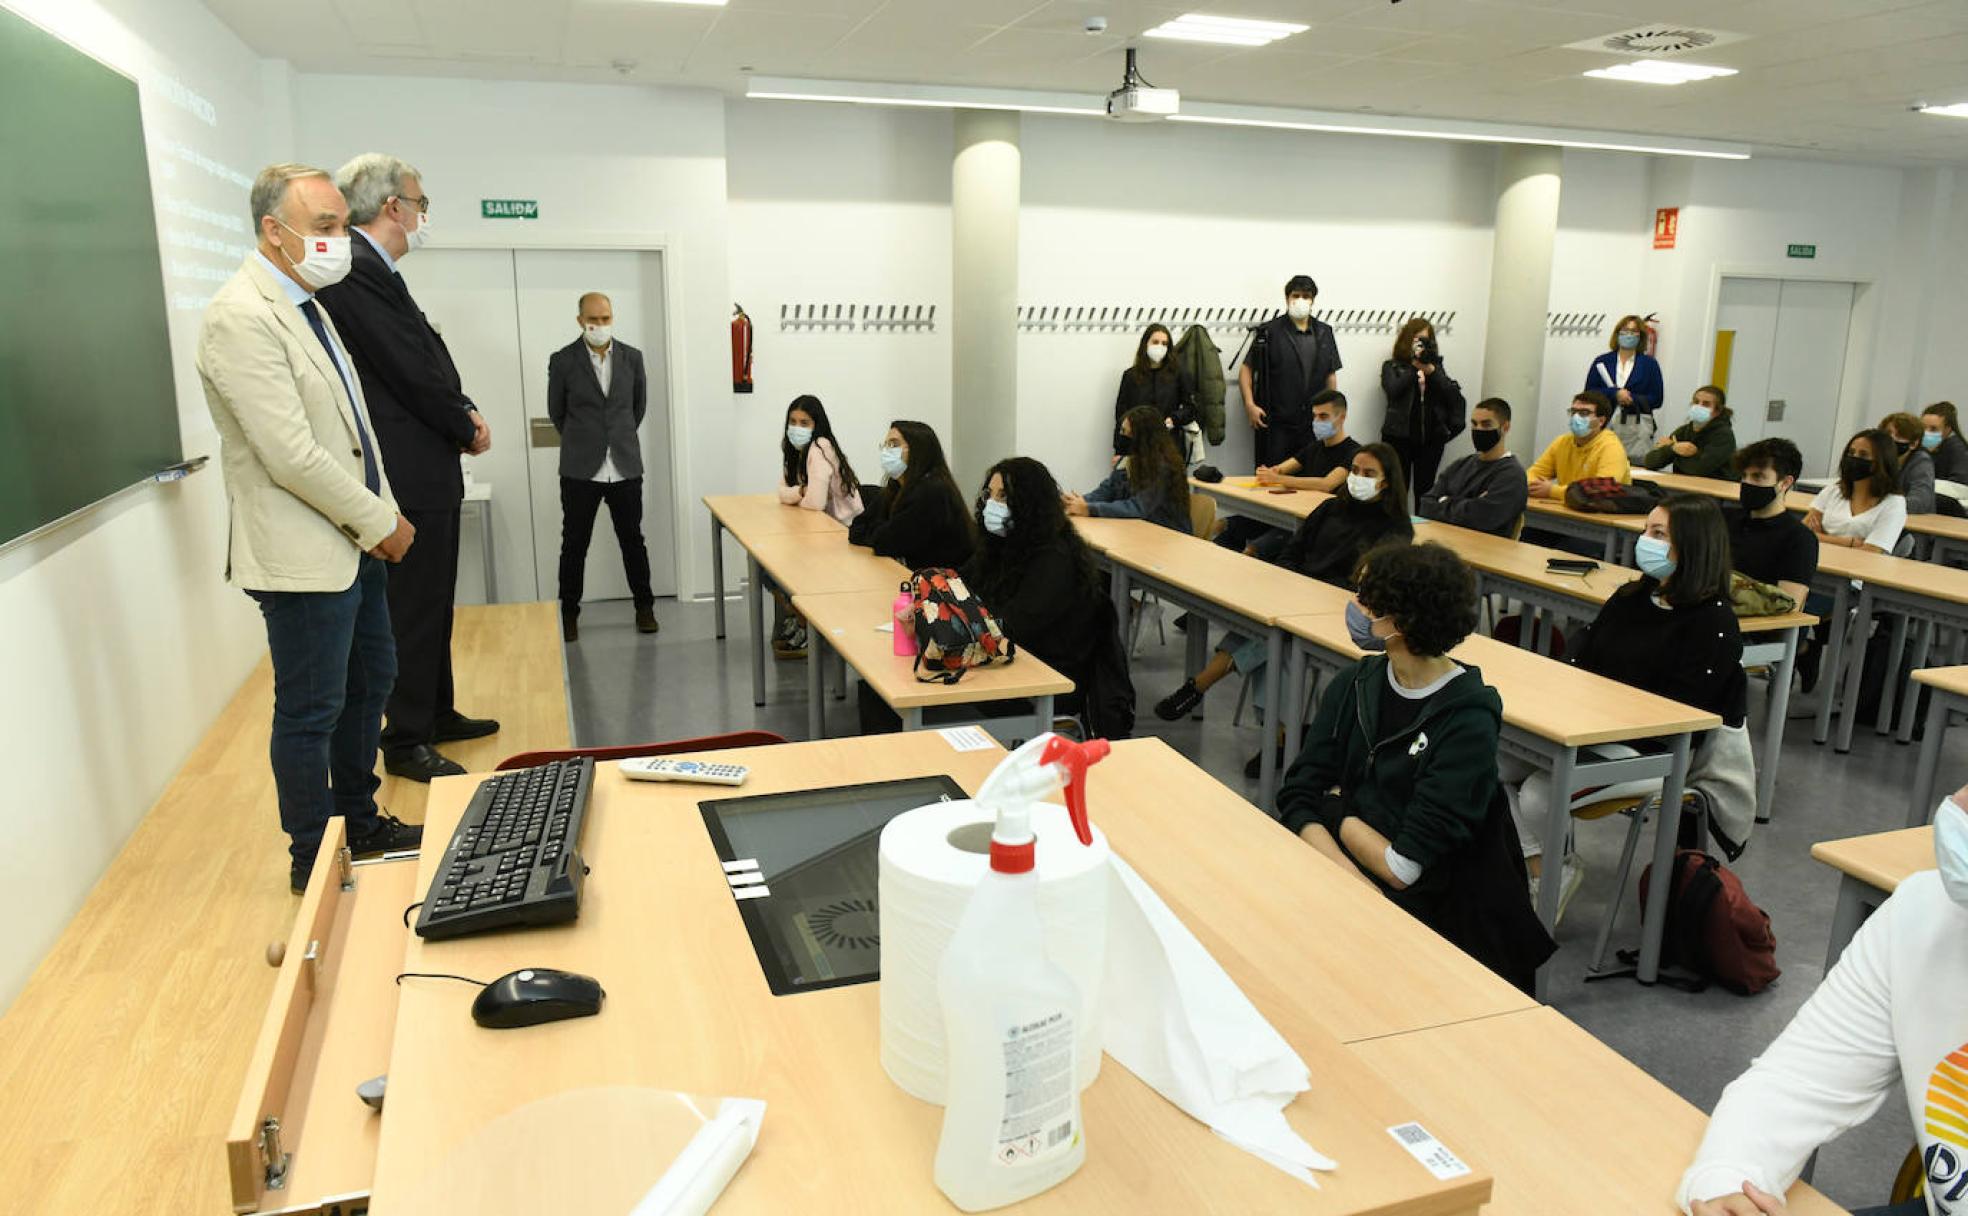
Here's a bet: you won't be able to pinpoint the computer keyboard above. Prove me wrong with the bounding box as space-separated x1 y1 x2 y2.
414 757 594 940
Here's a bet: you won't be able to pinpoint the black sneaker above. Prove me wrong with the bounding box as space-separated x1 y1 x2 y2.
348 812 423 858
1155 680 1204 721
1172 612 1193 633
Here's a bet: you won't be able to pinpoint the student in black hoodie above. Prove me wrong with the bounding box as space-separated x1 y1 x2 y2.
847 420 974 570
1277 541 1553 992
1156 443 1414 776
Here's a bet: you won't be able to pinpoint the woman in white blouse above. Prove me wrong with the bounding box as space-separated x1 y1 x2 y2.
1804 429 1908 556
1679 782 1968 1216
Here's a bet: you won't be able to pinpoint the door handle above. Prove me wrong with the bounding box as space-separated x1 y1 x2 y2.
530 418 561 448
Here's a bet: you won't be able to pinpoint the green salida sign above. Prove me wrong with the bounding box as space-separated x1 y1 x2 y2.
481 198 539 220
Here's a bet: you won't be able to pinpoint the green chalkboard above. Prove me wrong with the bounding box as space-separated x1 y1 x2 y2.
0 7 181 546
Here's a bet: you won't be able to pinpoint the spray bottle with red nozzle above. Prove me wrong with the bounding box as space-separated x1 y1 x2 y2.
933 733 1109 1211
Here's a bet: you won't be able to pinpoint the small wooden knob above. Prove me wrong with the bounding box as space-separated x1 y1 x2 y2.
266 941 286 968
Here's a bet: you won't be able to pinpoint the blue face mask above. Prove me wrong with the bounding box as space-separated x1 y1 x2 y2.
1687 405 1711 427
1345 600 1388 652
981 499 1011 536
1569 413 1594 439
1924 431 1944 451
786 424 813 449
1618 331 1642 351
1312 418 1336 442
879 446 907 480
1635 535 1676 581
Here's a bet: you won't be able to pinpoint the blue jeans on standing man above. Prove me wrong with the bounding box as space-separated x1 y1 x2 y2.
248 555 395 869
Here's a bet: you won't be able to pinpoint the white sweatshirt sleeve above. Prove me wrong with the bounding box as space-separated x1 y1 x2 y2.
1675 888 1905 1213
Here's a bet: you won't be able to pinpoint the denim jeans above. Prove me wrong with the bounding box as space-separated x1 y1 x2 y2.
247 556 395 867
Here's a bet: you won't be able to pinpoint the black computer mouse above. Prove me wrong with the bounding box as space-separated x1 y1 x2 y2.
471 968 606 1029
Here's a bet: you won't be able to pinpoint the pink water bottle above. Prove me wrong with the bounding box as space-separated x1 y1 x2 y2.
892 587 917 656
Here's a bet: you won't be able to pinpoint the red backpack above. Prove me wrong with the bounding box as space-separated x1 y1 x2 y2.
903 568 1015 685
1636 850 1780 995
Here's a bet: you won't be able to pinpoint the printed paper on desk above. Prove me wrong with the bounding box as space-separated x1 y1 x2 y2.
939 726 994 753
1101 854 1335 1187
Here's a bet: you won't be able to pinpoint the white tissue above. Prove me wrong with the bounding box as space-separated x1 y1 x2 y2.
878 799 1111 1104
1102 855 1334 1187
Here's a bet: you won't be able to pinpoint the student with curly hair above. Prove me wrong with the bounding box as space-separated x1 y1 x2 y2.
1064 404 1193 533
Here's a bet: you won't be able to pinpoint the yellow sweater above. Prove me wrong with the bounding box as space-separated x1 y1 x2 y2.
1527 428 1631 499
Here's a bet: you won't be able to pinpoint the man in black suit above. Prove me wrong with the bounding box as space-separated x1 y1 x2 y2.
548 292 657 642
316 154 498 782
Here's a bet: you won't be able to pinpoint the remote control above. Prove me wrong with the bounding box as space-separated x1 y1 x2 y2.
620 757 750 786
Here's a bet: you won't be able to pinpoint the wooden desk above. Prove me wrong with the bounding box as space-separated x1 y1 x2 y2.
370 735 1493 1216
738 531 908 709
1634 467 1968 555
1808 545 1968 753
1083 518 1354 807
1190 476 1325 532
1348 1008 1845 1215
1909 666 1968 826
1811 826 1936 970
1276 616 1721 991
792 588 1074 740
704 493 845 640
1523 497 1645 562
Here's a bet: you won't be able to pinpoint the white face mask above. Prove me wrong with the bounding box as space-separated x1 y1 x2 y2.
1937 797 1968 907
1145 343 1168 364
1287 298 1313 321
786 424 813 449
402 204 430 252
1346 472 1381 502
275 220 352 289
583 324 612 349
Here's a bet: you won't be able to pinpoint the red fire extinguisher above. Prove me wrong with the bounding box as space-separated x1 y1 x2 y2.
731 304 754 394
1642 312 1661 359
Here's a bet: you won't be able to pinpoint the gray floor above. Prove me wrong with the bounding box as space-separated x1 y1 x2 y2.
564 593 1950 1212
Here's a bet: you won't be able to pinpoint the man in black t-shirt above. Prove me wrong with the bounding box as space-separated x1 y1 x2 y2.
1724 437 1817 604
1217 390 1357 553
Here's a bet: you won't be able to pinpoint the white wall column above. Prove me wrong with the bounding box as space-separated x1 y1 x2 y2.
1481 145 1563 434
950 109 1020 492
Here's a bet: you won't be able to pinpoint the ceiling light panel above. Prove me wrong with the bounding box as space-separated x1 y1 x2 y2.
1917 102 1968 118
1143 13 1309 48
1583 61 1739 85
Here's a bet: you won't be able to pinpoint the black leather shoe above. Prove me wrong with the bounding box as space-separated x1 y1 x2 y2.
1155 680 1204 721
290 863 309 895
383 744 466 782
432 713 500 743
348 811 424 857
563 614 579 643
636 607 660 634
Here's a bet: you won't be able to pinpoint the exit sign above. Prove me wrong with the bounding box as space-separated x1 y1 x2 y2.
481 199 539 220
1787 243 1816 259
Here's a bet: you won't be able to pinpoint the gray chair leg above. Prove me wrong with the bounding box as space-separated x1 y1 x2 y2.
1232 672 1252 727
1590 801 1654 975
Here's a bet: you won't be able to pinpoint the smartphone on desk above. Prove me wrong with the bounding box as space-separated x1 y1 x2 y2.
1546 558 1598 574
1266 487 1296 496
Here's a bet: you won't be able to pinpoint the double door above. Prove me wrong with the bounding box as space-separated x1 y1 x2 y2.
1713 277 1856 474
401 248 677 604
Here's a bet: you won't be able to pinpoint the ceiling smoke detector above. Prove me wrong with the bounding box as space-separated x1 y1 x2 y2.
1565 25 1746 58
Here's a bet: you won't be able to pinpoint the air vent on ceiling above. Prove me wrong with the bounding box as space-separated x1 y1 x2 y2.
1565 25 1746 58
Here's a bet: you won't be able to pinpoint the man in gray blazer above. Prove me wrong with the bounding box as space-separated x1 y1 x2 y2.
198 163 424 892
548 292 656 641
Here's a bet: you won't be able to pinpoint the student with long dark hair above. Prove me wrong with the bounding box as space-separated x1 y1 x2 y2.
771 394 862 657
1157 444 1413 776
1379 315 1465 505
1804 428 1906 556
847 420 973 570
1500 493 1748 917
1065 404 1192 533
1114 322 1197 464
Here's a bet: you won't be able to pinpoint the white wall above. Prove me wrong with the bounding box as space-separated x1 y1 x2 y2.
290 74 736 601
725 101 954 493
0 0 279 1009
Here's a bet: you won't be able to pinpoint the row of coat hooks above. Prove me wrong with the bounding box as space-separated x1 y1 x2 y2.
1014 305 1457 335
780 303 936 332
1548 312 1611 336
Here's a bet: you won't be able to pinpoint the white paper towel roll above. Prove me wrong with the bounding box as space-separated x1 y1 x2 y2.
878 799 1110 1105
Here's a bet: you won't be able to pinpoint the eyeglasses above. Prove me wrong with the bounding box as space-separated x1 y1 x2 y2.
395 194 431 215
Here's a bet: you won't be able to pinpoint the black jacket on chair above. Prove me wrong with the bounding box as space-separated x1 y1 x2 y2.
314 232 478 509
547 337 648 481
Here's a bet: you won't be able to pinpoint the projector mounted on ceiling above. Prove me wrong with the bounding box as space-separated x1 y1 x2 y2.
1107 48 1178 122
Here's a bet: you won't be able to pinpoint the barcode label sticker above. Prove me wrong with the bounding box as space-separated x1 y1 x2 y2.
1387 1123 1469 1181
940 726 995 752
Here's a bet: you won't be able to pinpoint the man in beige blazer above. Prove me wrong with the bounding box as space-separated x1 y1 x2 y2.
199 163 424 893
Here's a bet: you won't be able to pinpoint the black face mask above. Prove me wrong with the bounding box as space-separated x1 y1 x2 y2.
1115 434 1135 456
1895 439 1913 456
1738 482 1779 512
1841 455 1874 482
1470 428 1502 453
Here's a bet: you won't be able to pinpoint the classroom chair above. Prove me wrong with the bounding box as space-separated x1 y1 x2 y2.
496 731 787 771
